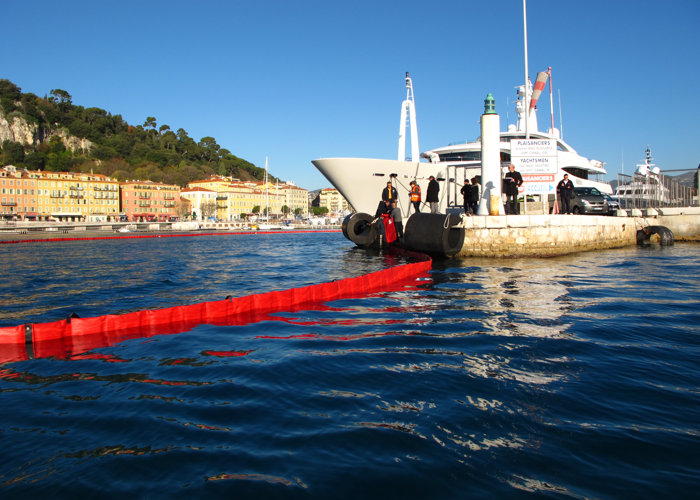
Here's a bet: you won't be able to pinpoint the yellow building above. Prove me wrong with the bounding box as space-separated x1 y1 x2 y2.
281 182 309 218
187 176 308 220
318 188 351 216
35 171 120 222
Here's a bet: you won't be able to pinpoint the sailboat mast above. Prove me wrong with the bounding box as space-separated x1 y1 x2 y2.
265 157 269 220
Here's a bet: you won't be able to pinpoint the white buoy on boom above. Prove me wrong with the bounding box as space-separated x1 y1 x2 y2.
398 72 419 161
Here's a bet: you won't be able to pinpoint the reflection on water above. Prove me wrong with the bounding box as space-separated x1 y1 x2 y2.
0 237 698 498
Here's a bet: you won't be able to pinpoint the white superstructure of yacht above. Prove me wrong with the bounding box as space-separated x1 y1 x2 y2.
312 73 611 218
615 146 670 205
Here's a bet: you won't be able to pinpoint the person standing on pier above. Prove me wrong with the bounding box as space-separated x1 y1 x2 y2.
391 201 403 240
460 179 473 215
409 180 421 215
381 181 398 204
470 177 481 214
503 164 523 214
427 176 440 213
557 174 574 214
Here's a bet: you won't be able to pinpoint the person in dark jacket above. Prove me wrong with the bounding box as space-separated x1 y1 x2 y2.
376 181 397 219
503 164 523 214
426 176 439 213
470 176 481 214
381 181 398 203
460 179 472 215
557 173 575 214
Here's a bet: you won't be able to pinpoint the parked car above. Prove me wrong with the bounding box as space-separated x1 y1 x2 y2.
570 187 607 215
602 193 620 215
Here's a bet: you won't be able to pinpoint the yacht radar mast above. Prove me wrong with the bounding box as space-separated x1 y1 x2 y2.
515 79 539 133
398 72 419 161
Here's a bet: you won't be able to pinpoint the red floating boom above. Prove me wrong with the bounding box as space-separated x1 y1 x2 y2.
0 250 431 363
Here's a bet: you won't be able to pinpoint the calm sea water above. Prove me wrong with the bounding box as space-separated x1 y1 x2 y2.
0 233 698 498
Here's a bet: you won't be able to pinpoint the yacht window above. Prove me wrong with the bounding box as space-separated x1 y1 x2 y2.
563 167 588 180
439 151 481 162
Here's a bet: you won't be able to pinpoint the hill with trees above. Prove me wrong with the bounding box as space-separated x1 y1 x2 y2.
0 79 273 186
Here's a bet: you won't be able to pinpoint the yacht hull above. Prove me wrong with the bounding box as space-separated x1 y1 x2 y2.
312 158 446 217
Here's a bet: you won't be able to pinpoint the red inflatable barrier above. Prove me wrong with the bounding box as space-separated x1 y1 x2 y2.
0 250 431 363
0 229 340 245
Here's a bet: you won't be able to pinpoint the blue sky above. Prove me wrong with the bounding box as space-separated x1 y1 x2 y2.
4 0 699 190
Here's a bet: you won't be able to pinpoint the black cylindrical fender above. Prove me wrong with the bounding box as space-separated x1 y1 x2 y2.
636 225 674 246
342 212 378 247
403 213 464 257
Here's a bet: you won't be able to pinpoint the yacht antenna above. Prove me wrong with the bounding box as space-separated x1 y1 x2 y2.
398 72 419 161
522 0 530 138
621 148 624 176
558 88 564 138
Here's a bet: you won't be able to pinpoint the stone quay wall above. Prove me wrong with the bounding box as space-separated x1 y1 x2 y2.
455 209 700 258
649 207 700 241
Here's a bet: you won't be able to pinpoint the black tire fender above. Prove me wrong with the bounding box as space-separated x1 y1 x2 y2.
637 225 674 246
342 212 378 247
404 213 464 257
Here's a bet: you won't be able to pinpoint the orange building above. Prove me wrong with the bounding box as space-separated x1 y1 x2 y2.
119 181 181 222
0 166 40 220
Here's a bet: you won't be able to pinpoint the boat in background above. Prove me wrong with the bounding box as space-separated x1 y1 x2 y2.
615 146 670 207
312 72 611 218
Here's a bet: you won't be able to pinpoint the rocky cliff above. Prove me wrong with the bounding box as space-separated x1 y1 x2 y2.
0 109 92 152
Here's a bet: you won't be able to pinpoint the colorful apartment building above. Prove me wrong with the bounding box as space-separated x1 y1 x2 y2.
38 171 120 222
318 188 351 216
1 167 311 223
119 180 182 222
179 187 217 221
1 166 39 220
1 166 121 221
187 176 309 220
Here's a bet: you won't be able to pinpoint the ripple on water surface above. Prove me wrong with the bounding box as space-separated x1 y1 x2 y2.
0 236 698 498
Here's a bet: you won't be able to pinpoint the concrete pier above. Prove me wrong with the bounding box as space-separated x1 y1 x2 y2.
455 207 700 258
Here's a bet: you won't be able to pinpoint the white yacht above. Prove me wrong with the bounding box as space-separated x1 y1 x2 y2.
312 73 611 217
615 146 670 206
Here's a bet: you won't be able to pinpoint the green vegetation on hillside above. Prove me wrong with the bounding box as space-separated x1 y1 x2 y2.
0 79 271 186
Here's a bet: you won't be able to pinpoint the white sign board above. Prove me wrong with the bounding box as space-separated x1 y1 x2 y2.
511 139 557 157
511 156 557 175
510 139 558 194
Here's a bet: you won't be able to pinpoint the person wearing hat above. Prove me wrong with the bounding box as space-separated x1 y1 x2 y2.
426 175 440 213
409 180 421 215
